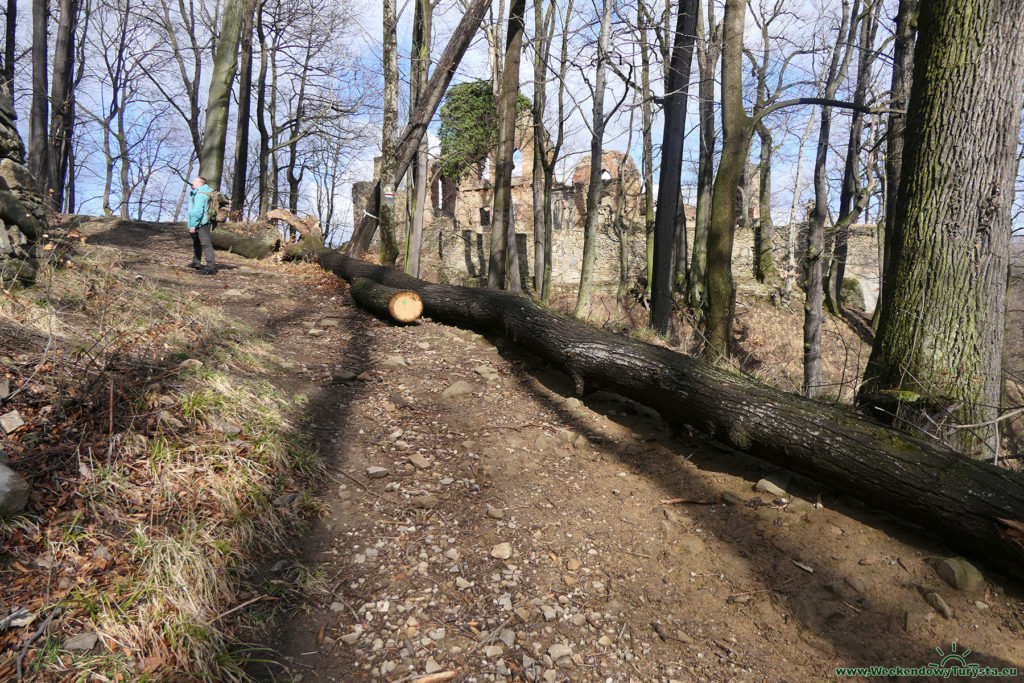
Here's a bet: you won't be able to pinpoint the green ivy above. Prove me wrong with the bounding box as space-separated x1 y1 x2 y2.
438 80 531 183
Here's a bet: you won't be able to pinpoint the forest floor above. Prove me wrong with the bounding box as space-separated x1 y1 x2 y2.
2 217 1024 682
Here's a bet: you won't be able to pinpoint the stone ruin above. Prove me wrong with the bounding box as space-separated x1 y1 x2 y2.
0 83 45 288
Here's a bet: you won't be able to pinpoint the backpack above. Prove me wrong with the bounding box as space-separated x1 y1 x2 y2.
203 189 228 226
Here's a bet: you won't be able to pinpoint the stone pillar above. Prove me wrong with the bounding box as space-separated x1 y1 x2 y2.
0 83 45 288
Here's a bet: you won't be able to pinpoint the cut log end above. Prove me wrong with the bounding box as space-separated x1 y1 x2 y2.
348 277 423 324
389 291 423 323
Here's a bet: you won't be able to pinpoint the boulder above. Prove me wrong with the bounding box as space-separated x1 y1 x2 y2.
0 463 29 513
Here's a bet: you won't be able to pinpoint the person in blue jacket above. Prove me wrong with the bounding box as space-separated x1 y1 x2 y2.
187 176 217 274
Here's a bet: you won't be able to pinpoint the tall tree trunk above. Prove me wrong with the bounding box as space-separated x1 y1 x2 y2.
537 0 573 305
2 0 14 92
615 104 638 315
405 0 433 278
198 0 250 190
687 0 718 310
47 0 77 211
784 108 816 297
28 0 48 196
256 5 270 214
230 0 255 219
873 0 918 330
703 0 750 358
650 0 699 333
748 8 776 285
858 0 1024 457
285 34 313 221
825 2 878 313
672 194 688 290
805 0 857 397
753 126 775 284
531 1 553 293
378 0 400 266
637 5 655 303
116 101 129 217
572 0 613 316
488 0 525 290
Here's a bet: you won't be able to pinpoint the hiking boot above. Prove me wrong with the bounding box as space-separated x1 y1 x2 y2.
187 260 202 269
198 265 218 275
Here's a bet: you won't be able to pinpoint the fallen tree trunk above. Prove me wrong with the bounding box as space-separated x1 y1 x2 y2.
266 208 322 242
350 277 422 323
210 228 280 259
282 237 324 262
316 250 1024 575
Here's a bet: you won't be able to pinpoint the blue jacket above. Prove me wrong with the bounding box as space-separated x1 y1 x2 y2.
188 183 213 229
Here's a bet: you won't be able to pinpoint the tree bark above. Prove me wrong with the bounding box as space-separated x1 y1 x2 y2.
650 0 699 333
378 0 400 266
687 0 718 310
266 208 321 242
783 109 816 298
804 0 857 398
859 0 1024 457
2 0 14 93
346 0 493 258
825 2 878 314
28 0 48 196
637 4 655 304
47 0 77 211
489 0 525 291
405 0 433 279
317 249 1024 577
750 12 775 286
198 0 250 191
753 127 774 284
703 0 750 358
209 226 280 259
255 4 268 214
230 0 256 219
536 0 573 305
349 277 423 323
573 0 613 317
874 0 918 330
531 1 553 294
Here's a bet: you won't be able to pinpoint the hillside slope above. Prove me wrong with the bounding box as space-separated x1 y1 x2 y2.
1 217 1022 681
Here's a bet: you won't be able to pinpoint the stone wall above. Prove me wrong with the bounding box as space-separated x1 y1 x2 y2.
728 222 881 312
0 84 44 288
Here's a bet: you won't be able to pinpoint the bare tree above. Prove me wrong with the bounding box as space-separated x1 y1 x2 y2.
650 0 698 332
230 0 255 217
687 0 719 309
488 0 525 290
404 0 436 277
804 0 858 397
872 0 918 329
2 0 14 92
28 0 48 195
573 0 614 315
531 0 555 293
198 0 251 190
47 0 80 210
824 0 880 313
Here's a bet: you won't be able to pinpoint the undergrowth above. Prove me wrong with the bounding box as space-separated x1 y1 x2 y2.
0 243 321 680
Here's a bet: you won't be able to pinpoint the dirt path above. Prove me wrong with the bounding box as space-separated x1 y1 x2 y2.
83 218 1024 682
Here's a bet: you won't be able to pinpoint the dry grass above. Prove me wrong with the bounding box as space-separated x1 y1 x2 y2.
0 243 322 681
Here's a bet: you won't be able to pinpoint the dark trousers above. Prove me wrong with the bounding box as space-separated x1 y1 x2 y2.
191 224 216 265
